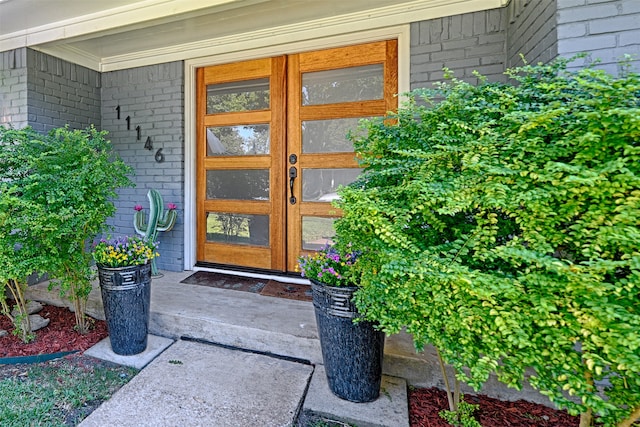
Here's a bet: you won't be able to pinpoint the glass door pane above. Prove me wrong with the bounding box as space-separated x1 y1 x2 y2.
302 65 383 105
206 125 270 156
206 212 270 247
206 78 270 113
301 118 367 153
302 168 361 202
206 170 270 200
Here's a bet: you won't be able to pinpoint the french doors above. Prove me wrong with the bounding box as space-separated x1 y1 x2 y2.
196 40 397 272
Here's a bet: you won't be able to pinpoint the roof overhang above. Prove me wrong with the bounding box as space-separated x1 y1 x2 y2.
0 0 507 71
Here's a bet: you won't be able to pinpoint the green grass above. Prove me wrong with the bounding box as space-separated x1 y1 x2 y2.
0 357 137 427
298 414 358 427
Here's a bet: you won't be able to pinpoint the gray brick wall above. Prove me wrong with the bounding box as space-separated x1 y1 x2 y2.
507 0 558 68
557 0 640 73
0 48 28 128
410 8 508 89
26 50 101 133
101 62 185 272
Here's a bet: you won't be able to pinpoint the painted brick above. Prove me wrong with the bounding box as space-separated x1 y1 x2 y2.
507 0 558 68
469 63 506 77
411 59 445 73
478 33 508 45
429 19 444 43
561 34 617 52
473 12 487 35
467 42 505 56
622 1 640 13
557 3 620 23
410 22 421 45
411 7 508 88
487 9 504 32
557 22 588 39
481 54 508 66
101 61 185 272
461 14 474 37
447 57 482 69
556 1 640 72
22 50 101 132
442 38 480 50
0 49 28 128
431 48 466 61
448 14 463 39
619 29 640 46
589 14 640 34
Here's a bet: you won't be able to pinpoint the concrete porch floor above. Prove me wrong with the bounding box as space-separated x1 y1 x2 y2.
26 269 550 426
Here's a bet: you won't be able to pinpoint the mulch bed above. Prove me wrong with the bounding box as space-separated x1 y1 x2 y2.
409 387 580 427
0 305 108 358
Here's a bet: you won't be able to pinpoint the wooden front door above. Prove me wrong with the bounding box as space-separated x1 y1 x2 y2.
196 40 397 272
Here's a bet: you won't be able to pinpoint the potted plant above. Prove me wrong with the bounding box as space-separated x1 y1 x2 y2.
92 236 158 355
298 243 385 403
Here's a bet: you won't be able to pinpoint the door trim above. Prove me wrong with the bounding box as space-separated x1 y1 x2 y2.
184 26 410 270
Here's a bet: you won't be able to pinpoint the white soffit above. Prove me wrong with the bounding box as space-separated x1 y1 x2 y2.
3 0 506 71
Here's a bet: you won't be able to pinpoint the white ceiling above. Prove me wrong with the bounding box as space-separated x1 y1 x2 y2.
0 0 505 71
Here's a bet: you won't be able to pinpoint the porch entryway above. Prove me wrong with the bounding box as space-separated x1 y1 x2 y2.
26 271 414 426
195 40 398 272
25 271 552 423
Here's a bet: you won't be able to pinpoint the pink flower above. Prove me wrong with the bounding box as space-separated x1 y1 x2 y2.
134 204 143 211
167 203 177 210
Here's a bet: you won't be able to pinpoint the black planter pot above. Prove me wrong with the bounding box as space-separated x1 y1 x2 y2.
310 279 385 403
97 263 151 356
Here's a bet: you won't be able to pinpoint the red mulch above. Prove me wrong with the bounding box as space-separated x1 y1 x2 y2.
409 387 580 427
0 305 108 357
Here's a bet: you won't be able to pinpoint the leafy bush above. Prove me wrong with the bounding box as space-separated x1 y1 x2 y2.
335 58 639 426
0 127 58 341
0 126 133 335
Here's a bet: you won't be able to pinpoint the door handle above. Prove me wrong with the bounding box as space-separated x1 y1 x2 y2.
289 166 297 205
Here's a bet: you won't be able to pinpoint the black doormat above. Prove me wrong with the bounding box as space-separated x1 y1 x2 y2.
260 281 312 302
180 271 312 302
180 272 268 293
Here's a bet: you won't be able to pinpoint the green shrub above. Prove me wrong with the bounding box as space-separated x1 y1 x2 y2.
0 127 56 341
335 57 639 426
0 126 133 335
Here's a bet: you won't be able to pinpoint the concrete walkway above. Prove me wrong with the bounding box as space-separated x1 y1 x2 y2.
26 269 549 426
81 339 314 427
79 337 408 427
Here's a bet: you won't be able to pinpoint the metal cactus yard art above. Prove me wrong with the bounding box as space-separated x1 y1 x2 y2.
134 189 177 276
